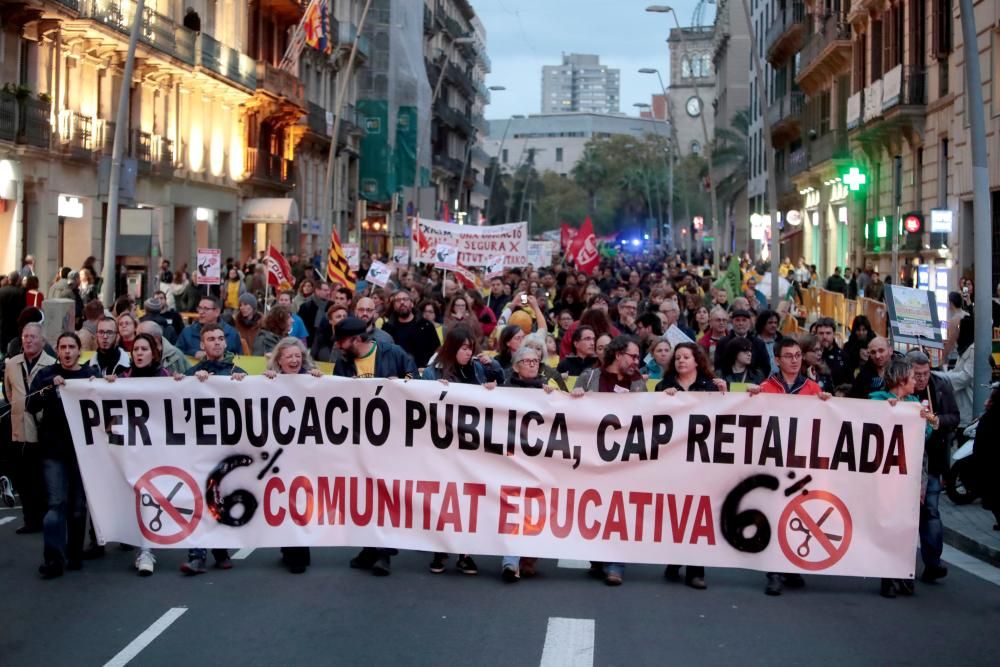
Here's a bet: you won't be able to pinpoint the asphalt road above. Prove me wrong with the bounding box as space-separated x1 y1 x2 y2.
2 507 999 666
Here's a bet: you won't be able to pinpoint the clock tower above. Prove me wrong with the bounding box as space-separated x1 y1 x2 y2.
666 25 716 158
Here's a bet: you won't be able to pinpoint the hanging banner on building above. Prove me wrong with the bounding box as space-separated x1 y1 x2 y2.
195 249 221 286
342 243 360 271
884 285 944 348
412 219 527 267
527 241 555 268
62 378 923 578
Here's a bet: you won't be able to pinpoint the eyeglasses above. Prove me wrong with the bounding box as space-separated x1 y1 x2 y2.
97 330 117 336
621 352 640 360
517 358 540 366
780 353 803 360
197 306 218 312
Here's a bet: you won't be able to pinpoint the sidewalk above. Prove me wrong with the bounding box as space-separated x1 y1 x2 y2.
940 496 1000 567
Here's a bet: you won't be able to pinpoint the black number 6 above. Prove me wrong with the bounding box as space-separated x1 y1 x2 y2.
205 455 258 527
720 474 779 553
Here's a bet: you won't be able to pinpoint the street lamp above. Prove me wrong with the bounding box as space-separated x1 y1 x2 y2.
639 67 679 256
644 5 722 274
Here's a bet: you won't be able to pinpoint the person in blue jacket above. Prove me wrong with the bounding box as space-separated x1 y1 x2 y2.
175 295 242 356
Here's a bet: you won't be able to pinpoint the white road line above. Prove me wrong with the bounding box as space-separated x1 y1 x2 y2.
539 617 595 667
557 559 590 569
0 517 16 525
232 548 255 560
942 545 1000 586
103 607 187 667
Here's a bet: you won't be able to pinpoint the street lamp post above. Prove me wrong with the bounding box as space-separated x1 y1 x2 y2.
639 68 679 258
324 0 374 245
645 5 722 275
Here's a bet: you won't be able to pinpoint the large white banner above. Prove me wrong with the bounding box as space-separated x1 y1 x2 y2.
413 219 527 267
527 241 554 268
62 378 924 578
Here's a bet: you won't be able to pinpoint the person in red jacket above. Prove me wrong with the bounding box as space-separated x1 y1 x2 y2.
751 337 831 595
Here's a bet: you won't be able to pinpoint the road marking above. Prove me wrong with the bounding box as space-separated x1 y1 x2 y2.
232 548 255 560
539 617 595 667
557 559 590 569
0 517 15 525
942 545 1000 586
103 607 187 667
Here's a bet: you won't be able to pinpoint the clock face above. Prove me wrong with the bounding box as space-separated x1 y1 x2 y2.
686 96 701 117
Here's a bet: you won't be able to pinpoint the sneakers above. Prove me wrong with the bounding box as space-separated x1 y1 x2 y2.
456 555 478 575
429 553 447 574
686 576 707 590
214 556 233 570
350 547 377 570
180 557 207 575
135 550 156 577
0 475 15 507
372 556 391 576
502 563 520 583
604 572 623 586
765 573 784 596
920 565 948 583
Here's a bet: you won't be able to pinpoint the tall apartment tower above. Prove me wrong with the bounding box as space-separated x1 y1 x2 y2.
541 54 620 114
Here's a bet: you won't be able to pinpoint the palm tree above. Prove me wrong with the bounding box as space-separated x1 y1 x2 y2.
571 146 606 215
712 107 750 255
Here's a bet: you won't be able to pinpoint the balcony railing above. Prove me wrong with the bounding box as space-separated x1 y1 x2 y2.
18 98 51 149
131 129 153 171
80 1 197 66
765 2 806 62
245 147 294 186
336 22 371 59
446 63 477 101
196 34 257 89
788 145 809 177
433 153 464 175
799 13 851 73
810 129 849 164
153 135 174 174
256 61 305 106
766 91 805 128
0 93 16 142
434 100 473 137
307 101 329 137
882 65 926 110
54 0 82 10
60 110 93 156
97 120 116 155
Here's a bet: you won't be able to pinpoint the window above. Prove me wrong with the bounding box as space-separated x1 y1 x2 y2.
702 54 712 77
555 147 563 162
502 148 508 164
691 140 702 155
682 56 691 78
931 0 953 59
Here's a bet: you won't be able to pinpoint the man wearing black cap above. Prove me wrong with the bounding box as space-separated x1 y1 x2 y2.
714 309 770 378
333 317 416 575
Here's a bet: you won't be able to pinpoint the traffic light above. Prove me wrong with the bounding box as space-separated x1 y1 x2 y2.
841 166 868 191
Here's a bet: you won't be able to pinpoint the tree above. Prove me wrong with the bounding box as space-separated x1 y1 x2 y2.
531 172 589 234
571 146 606 216
712 107 750 255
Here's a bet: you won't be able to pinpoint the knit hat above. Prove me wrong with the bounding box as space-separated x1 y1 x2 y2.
334 316 367 341
144 297 163 313
239 293 258 309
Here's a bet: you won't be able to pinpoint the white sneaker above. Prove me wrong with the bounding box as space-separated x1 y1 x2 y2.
135 550 156 577
0 475 15 507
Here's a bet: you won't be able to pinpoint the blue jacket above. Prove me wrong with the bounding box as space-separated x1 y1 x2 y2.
176 321 242 356
333 341 418 379
289 313 308 341
422 358 503 384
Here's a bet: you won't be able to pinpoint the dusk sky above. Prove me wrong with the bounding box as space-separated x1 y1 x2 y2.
475 0 710 120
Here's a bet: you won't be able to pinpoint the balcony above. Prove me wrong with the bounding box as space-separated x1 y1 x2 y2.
196 33 257 90
433 153 464 176
245 147 295 189
809 129 849 165
17 97 51 149
59 110 94 159
766 91 805 146
788 145 809 177
445 63 477 101
307 101 330 137
79 1 197 66
852 67 926 143
0 93 16 142
96 120 115 155
434 100 474 137
336 22 371 60
256 61 305 109
130 129 153 172
152 135 174 176
765 2 806 65
797 14 852 94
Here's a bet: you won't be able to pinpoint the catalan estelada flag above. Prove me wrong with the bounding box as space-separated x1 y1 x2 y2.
326 229 356 290
303 0 332 55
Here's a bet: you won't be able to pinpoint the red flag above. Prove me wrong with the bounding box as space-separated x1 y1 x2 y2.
568 217 599 275
265 245 296 292
560 223 578 253
452 263 480 290
442 201 451 223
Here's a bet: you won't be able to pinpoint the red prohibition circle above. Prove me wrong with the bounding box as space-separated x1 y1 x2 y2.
777 490 853 571
133 466 204 545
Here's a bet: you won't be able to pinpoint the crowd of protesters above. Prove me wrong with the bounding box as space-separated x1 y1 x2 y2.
0 247 995 599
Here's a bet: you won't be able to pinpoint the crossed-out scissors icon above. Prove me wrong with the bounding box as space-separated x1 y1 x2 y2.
790 506 843 557
141 481 193 532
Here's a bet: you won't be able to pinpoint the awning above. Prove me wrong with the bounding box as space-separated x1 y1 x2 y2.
241 198 299 224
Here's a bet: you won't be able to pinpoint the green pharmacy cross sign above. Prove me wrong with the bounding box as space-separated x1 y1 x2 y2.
842 167 867 191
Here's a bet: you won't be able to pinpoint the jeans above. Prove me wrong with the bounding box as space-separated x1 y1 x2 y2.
920 475 943 569
188 548 230 562
502 556 520 569
605 562 625 577
42 458 87 565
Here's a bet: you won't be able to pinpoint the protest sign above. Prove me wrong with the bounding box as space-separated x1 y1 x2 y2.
884 285 943 348
434 243 459 269
195 249 221 286
484 256 505 280
412 219 527 267
63 378 923 578
342 243 360 271
391 247 410 266
527 241 554 268
665 324 695 348
365 260 391 287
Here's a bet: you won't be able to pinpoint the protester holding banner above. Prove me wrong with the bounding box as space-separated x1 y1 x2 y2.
262 337 323 574
557 326 598 377
521 333 567 391
26 332 99 578
868 357 937 598
575 335 645 586
88 317 130 377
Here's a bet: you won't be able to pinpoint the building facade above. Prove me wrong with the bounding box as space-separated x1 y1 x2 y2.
712 0 751 254
541 53 620 115
747 0 770 247
667 26 716 157
0 0 367 296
